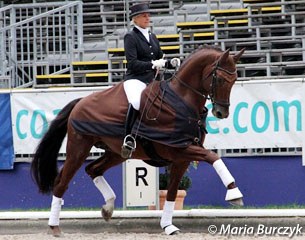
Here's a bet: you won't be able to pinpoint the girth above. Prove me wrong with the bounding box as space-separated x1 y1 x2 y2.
139 137 171 167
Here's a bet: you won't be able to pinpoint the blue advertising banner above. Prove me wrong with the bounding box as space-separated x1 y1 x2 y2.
0 94 14 169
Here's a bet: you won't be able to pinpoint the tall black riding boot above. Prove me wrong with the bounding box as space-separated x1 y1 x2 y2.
121 104 139 158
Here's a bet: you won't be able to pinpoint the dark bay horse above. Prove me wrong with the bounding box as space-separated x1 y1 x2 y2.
31 46 245 236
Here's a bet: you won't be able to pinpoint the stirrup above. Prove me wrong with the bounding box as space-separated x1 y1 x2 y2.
121 135 136 158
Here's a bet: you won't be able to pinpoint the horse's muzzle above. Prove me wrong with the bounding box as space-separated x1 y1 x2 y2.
212 105 229 119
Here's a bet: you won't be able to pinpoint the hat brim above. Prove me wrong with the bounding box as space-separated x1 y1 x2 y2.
130 10 151 18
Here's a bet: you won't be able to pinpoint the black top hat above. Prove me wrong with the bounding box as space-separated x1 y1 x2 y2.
130 2 151 18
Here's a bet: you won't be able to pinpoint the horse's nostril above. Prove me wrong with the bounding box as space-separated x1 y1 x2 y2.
216 111 222 118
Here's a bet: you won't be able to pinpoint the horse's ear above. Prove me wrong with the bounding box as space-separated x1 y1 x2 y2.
218 49 230 65
233 48 246 63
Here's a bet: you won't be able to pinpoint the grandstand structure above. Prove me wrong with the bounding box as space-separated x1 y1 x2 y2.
0 0 305 88
0 0 303 158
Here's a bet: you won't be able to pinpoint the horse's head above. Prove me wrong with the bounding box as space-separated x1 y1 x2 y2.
206 48 245 119
173 46 245 119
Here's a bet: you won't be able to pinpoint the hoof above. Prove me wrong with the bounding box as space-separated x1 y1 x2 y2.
225 187 243 206
228 197 244 207
48 226 62 237
170 230 180 235
102 204 114 222
164 225 180 235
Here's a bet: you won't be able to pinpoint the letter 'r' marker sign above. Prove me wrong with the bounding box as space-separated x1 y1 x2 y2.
124 160 158 207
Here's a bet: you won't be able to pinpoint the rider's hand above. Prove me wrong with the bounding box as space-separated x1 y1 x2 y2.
151 59 167 69
170 58 181 68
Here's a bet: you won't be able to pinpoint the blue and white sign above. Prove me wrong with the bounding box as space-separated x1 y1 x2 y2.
0 94 14 169
204 81 304 149
5 81 305 154
10 88 108 154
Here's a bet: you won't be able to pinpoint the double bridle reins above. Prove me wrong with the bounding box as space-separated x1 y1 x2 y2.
174 59 237 107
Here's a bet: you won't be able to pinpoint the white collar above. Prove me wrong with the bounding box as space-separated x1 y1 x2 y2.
135 25 150 42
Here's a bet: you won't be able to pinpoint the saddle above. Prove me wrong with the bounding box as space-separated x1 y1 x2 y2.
133 80 207 148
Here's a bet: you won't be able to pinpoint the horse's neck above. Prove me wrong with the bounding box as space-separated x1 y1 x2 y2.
169 78 207 113
170 54 214 112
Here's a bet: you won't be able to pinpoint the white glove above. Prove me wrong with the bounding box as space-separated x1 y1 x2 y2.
170 58 181 68
152 59 167 69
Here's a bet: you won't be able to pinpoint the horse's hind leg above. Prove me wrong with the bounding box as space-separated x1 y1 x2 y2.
49 130 94 236
85 151 125 221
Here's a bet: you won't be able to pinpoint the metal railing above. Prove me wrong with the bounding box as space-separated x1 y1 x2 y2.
0 1 83 88
174 0 305 80
2 0 305 87
102 0 305 82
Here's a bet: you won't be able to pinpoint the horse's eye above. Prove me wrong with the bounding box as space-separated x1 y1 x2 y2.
217 77 225 85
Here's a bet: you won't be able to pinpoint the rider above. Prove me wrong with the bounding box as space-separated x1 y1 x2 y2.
121 2 180 158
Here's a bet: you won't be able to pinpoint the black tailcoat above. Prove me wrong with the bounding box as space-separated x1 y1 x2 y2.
124 27 163 84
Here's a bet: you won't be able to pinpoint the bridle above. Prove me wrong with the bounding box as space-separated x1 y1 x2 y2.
174 58 237 107
209 61 237 107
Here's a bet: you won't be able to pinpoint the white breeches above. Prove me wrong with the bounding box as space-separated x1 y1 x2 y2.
123 79 146 110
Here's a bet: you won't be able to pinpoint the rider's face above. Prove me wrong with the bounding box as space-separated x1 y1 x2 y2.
133 13 150 29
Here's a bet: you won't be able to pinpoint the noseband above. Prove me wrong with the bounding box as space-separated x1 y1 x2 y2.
174 58 237 107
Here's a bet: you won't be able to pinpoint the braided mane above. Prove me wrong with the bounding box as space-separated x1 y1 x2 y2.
180 45 223 69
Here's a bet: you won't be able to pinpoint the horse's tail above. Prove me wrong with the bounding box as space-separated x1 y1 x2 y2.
31 98 82 194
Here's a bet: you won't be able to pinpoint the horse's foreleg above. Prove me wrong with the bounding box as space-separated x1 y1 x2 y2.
85 151 125 221
213 159 243 206
160 162 189 235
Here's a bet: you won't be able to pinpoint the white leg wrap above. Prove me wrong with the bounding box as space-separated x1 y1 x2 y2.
48 195 64 226
160 201 175 228
213 159 235 187
160 201 180 235
225 187 243 201
123 79 146 110
93 176 116 202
